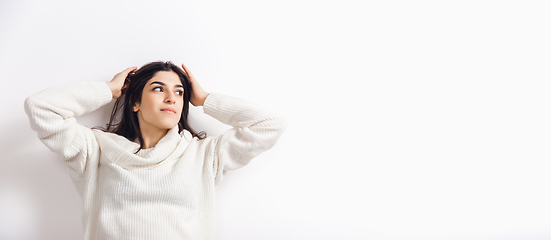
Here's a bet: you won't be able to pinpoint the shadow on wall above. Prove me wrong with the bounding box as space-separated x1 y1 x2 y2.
1 120 83 240
0 101 118 240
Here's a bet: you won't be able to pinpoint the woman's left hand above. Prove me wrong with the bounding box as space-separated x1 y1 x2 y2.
181 63 209 106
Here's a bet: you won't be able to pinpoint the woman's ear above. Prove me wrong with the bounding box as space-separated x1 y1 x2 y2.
133 102 140 112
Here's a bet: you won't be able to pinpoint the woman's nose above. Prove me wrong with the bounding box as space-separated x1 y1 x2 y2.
165 92 177 104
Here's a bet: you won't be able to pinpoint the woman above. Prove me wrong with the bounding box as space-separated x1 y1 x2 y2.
24 61 286 240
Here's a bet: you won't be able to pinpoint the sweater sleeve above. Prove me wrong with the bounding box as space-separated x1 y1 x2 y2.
24 81 113 179
203 93 287 184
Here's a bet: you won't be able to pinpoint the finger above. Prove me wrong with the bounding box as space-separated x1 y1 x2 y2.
121 66 137 74
180 64 188 74
127 66 138 73
181 64 195 79
181 64 191 80
182 64 193 74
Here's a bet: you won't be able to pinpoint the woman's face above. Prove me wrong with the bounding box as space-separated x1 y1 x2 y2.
133 71 185 132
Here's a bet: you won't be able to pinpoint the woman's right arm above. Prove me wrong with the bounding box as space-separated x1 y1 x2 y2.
24 67 136 178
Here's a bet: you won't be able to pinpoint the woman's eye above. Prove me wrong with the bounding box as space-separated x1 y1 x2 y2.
153 87 162 92
176 90 183 96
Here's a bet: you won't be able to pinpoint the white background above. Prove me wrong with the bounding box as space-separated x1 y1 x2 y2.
1 0 550 239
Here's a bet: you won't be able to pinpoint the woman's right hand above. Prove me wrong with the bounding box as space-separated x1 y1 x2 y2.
107 66 138 99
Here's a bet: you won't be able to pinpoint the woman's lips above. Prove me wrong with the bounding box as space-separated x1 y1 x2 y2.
161 108 176 114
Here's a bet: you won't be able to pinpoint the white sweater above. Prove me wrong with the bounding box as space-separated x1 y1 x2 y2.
24 81 286 240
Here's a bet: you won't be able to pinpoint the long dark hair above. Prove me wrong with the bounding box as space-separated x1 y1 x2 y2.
100 61 205 152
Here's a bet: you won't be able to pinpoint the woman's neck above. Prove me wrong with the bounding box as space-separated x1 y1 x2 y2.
139 126 169 149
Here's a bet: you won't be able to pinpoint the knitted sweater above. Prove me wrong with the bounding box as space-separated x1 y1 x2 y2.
24 81 286 240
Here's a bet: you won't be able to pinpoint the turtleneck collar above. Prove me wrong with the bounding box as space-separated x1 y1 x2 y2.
93 126 193 169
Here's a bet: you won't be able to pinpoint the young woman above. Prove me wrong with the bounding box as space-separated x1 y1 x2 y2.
24 61 286 240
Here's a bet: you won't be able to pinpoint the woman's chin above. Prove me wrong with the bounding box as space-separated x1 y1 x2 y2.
158 121 179 130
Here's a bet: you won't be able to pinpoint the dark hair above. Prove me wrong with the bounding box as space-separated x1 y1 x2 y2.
100 61 205 152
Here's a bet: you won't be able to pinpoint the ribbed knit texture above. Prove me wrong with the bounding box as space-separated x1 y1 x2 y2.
24 81 286 240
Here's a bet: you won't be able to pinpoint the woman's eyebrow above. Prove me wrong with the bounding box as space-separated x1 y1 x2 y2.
150 81 184 88
150 81 166 86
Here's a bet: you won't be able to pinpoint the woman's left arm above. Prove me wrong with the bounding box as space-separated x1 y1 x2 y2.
205 93 287 174
181 64 287 183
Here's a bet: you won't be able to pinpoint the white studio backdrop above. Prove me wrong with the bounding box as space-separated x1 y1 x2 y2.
1 0 550 239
